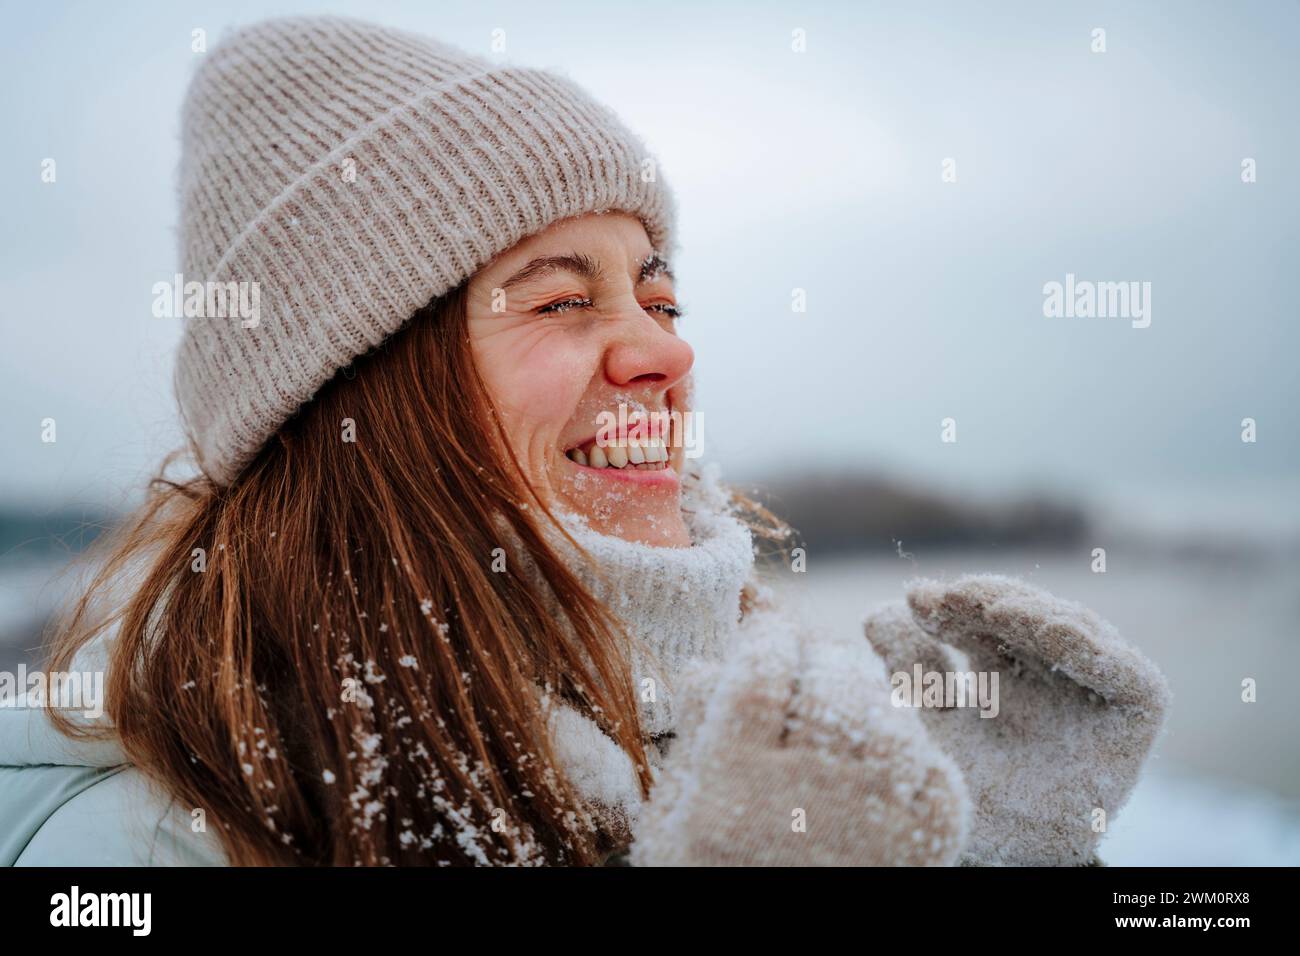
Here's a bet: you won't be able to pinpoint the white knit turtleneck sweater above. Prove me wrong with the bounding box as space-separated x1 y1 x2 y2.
534 462 754 812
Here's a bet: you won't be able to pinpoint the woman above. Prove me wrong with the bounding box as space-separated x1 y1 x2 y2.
0 16 1169 866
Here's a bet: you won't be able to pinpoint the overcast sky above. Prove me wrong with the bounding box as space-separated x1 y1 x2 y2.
2 0 1296 537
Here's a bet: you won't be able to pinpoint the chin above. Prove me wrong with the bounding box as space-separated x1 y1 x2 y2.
557 489 691 548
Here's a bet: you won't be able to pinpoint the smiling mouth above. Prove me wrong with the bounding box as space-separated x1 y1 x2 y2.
564 435 672 472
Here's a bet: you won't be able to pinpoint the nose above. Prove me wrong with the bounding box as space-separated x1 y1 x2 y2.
603 301 694 390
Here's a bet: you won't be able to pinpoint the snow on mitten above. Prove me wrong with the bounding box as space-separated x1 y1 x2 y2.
864 574 1171 866
631 607 970 866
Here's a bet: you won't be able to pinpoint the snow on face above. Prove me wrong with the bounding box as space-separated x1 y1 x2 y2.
466 212 695 548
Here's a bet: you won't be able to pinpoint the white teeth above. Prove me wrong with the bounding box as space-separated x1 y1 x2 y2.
567 437 673 471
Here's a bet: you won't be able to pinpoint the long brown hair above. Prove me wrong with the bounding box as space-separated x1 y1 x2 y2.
48 284 704 865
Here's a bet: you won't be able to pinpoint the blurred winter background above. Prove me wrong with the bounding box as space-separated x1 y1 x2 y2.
1 0 1297 864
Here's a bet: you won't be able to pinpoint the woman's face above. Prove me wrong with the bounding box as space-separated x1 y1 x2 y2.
467 213 695 548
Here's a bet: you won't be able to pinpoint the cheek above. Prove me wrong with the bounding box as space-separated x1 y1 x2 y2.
473 329 599 436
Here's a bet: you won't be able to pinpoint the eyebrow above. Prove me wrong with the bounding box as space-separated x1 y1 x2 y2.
637 251 674 285
501 253 603 290
500 250 674 290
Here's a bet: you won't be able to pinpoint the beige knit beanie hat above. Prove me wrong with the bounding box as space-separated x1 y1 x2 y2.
174 16 675 485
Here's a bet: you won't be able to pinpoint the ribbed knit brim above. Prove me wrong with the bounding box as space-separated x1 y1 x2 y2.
174 16 676 485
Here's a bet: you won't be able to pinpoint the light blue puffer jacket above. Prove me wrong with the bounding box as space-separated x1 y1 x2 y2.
0 697 226 866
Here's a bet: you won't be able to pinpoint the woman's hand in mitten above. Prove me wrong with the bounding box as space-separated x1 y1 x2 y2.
631 607 970 866
863 574 1171 865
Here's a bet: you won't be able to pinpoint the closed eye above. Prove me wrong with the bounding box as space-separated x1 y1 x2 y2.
535 298 684 319
536 297 593 315
644 302 685 319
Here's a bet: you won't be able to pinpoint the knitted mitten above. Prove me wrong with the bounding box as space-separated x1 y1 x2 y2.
864 574 1171 866
630 607 970 865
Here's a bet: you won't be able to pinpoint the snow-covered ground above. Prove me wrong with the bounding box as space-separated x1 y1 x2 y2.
770 546 1300 866
1103 768 1300 866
